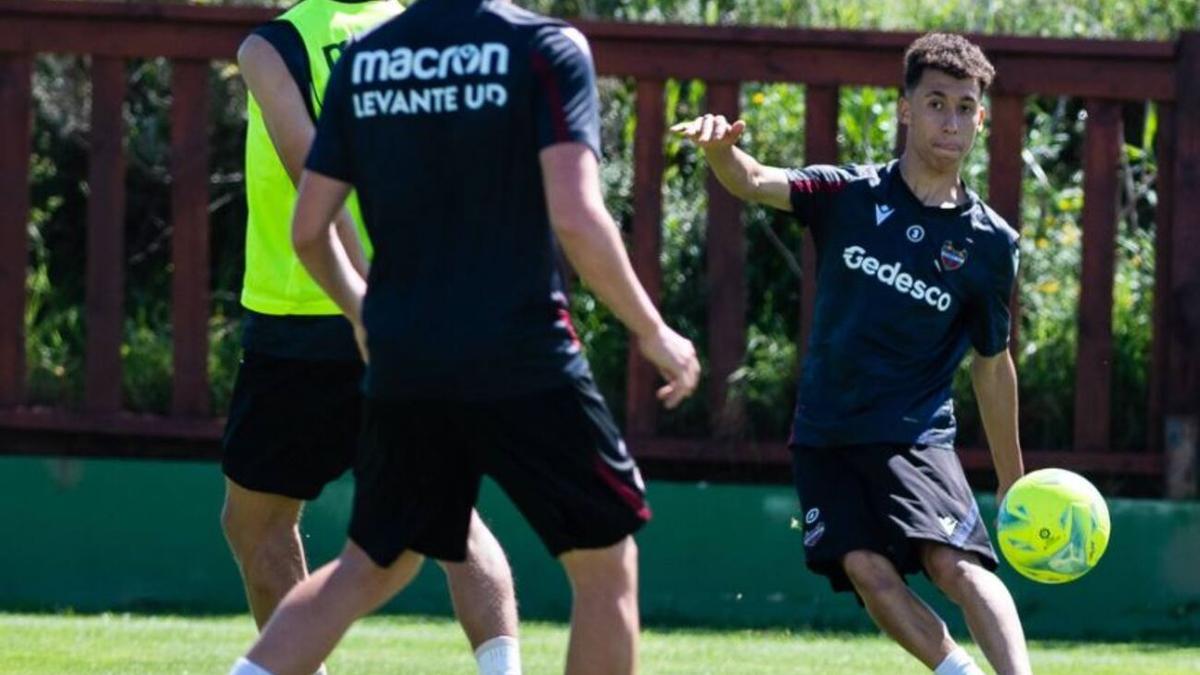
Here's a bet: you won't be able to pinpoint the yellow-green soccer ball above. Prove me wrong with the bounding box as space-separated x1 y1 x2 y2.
997 468 1111 584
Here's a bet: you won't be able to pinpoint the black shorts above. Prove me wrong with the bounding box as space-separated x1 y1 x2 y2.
222 351 364 500
791 443 998 593
349 373 650 566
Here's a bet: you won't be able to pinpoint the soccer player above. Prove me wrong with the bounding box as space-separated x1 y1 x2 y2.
674 33 1031 675
227 1 700 674
221 1 521 672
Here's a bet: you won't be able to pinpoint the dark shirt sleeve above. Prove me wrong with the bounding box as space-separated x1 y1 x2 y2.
304 49 354 183
968 237 1019 356
529 25 601 157
251 21 316 122
785 164 856 236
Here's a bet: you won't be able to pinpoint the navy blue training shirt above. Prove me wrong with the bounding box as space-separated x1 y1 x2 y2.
788 160 1019 449
306 0 598 399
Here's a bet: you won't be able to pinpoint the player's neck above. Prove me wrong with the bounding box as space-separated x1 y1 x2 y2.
897 152 967 208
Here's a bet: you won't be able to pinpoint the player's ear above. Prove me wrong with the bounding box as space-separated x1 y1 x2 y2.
898 95 912 126
976 103 987 131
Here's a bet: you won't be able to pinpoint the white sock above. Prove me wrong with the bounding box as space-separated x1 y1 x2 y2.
229 657 273 675
475 635 522 675
933 647 985 675
313 666 328 675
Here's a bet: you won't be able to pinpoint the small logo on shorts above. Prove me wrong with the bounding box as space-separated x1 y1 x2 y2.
805 508 820 525
803 522 826 548
938 515 959 537
599 440 636 472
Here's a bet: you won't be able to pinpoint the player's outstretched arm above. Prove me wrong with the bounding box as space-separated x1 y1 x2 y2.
671 115 792 212
971 349 1025 501
238 34 369 278
292 170 368 359
541 143 700 408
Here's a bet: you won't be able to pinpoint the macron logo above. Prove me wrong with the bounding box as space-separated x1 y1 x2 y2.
875 204 895 225
352 43 510 84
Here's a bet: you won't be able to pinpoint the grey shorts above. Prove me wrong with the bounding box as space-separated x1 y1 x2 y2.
791 443 998 593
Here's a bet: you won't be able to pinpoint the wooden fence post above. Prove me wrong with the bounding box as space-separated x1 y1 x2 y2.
1164 32 1200 498
1073 99 1121 454
85 57 127 414
799 85 838 373
987 93 1025 355
626 78 666 437
170 60 211 417
1149 103 1174 460
706 80 745 437
0 54 31 407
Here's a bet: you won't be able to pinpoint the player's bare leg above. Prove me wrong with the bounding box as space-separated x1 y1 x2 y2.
559 536 640 675
922 543 1031 675
242 541 423 675
441 510 520 648
841 550 962 669
221 480 307 628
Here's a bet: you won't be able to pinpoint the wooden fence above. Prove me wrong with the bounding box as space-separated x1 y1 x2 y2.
0 1 1196 494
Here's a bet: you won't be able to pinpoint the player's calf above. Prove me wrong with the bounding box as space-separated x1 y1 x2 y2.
921 544 986 605
841 550 978 672
560 536 639 675
242 543 425 675
221 482 307 627
440 511 522 674
920 543 1031 675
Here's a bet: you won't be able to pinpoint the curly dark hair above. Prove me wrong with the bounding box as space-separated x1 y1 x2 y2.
903 33 995 94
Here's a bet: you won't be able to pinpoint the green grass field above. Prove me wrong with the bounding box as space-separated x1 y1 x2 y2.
1 613 1197 674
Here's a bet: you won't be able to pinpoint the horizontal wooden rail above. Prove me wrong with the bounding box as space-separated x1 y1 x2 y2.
629 438 1165 477
0 407 1166 479
0 1 1179 99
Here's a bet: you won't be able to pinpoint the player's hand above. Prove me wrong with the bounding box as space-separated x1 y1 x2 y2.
670 114 746 149
352 321 369 365
637 324 700 409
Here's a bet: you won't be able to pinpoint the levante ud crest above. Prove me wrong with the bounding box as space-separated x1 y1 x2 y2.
940 241 968 271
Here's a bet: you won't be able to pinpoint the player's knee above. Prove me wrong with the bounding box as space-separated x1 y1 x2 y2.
220 499 257 555
222 505 295 564
338 547 425 610
562 537 638 602
923 547 978 601
222 487 299 544
841 550 903 599
462 517 514 585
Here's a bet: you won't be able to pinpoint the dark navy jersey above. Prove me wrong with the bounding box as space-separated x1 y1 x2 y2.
306 0 598 399
787 160 1018 449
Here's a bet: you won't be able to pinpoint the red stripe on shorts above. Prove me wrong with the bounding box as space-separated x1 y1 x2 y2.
557 307 582 349
594 456 651 521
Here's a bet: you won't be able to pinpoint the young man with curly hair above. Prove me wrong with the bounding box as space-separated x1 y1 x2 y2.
675 33 1031 675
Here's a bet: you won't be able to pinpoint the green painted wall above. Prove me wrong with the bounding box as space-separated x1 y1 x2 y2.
1 458 1197 641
